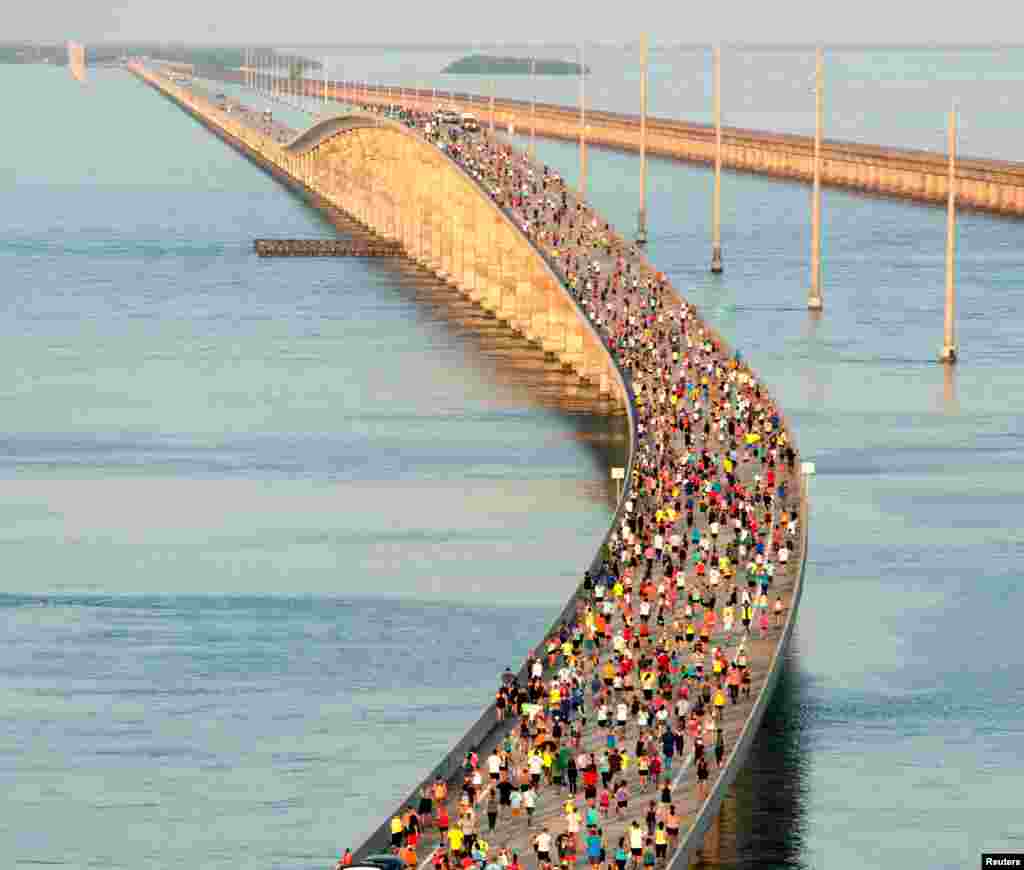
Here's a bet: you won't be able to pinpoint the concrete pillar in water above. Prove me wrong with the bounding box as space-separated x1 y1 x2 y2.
807 46 824 311
710 43 723 273
636 33 649 245
940 106 958 364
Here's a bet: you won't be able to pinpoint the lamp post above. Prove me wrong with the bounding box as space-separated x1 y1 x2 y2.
710 43 724 273
530 57 537 159
807 46 824 311
579 40 587 197
637 34 649 245
940 104 958 363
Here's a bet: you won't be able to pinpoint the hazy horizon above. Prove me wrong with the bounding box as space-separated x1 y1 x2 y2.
6 0 1024 48
9 39 1024 49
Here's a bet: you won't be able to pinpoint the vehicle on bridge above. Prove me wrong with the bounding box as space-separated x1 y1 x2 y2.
461 112 480 131
357 854 404 870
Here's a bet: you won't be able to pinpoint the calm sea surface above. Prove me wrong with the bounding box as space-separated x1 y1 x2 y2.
3 48 1023 870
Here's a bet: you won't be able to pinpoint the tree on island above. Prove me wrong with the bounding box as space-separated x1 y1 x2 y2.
442 54 590 76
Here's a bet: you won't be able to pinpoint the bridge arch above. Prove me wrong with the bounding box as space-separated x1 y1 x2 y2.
286 113 624 404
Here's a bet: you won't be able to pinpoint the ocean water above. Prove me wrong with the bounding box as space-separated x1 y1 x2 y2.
1 64 620 869
2 48 1023 870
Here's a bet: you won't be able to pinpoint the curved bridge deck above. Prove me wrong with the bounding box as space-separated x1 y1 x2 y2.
128 63 811 870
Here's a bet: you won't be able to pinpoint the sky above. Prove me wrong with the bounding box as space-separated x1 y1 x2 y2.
8 0 1021 46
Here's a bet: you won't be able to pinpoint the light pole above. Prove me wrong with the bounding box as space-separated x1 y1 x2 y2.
637 33 649 245
940 103 958 363
807 46 824 311
710 43 723 273
579 40 587 197
530 57 537 159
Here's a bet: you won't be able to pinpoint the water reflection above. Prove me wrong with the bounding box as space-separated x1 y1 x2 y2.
802 311 827 410
940 362 959 416
693 651 809 870
373 257 630 509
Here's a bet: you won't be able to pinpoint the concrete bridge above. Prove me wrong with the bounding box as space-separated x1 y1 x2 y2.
211 89 624 404
213 67 1024 218
128 61 810 869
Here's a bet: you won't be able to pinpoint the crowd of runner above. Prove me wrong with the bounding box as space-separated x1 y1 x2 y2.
326 104 803 870
151 76 804 870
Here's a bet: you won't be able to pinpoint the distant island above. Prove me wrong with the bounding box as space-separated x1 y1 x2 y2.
443 54 589 76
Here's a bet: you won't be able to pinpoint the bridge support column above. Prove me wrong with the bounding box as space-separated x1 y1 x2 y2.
469 210 488 304
514 250 535 336
543 281 568 356
438 174 453 280
420 202 434 268
430 202 444 276
561 307 585 373
481 219 502 314
523 261 548 344
497 233 518 326
412 201 424 264
459 199 478 296
598 360 614 397
582 337 606 386
484 219 504 315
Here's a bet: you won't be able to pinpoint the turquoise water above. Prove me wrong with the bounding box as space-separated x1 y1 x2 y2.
3 51 1023 870
1 65 619 869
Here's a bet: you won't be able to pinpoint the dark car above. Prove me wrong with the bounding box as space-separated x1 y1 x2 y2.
362 854 404 870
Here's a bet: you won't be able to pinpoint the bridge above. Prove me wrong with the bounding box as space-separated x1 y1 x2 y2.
211 65 1024 219
128 60 812 869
